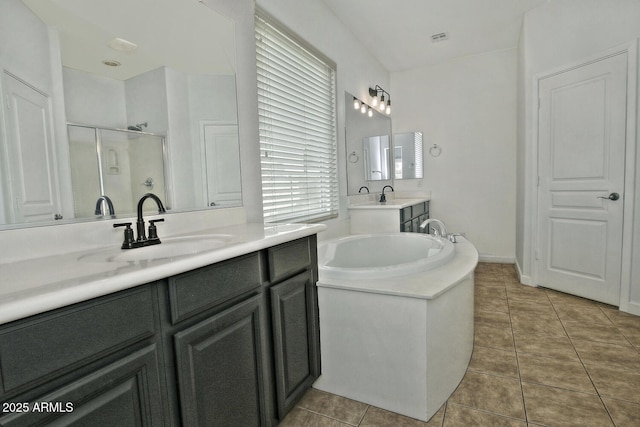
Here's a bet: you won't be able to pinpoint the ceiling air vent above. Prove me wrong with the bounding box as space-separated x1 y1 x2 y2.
431 32 449 43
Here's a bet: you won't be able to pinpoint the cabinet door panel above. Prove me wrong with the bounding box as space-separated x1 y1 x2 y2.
0 345 164 427
270 271 320 419
174 295 267 426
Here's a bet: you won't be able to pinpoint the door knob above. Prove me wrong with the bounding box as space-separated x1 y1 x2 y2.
597 192 620 201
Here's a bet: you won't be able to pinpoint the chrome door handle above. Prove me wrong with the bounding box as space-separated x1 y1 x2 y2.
597 192 620 201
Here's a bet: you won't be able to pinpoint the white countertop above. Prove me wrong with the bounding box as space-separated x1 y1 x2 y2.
0 222 326 325
348 197 430 210
317 236 478 299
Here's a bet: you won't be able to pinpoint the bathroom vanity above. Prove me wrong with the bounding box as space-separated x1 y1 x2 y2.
0 223 323 426
349 197 430 234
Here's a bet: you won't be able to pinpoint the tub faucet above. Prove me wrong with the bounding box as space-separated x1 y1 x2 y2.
94 195 115 216
420 218 448 239
380 185 394 203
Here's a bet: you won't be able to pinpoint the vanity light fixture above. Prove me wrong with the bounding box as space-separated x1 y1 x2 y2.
369 85 391 115
353 92 387 117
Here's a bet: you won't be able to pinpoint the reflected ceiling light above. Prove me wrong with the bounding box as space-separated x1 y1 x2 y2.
108 37 138 53
353 97 361 110
102 59 121 67
369 85 391 115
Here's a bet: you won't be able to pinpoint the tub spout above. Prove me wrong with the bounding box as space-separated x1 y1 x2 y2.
420 218 447 239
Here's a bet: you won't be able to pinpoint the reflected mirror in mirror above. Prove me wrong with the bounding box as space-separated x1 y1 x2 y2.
393 131 424 179
345 91 392 195
0 0 241 228
363 135 391 181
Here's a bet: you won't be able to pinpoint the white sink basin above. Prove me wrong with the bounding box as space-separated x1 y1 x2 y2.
79 234 234 263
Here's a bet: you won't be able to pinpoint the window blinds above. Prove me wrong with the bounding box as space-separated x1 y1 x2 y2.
255 13 338 223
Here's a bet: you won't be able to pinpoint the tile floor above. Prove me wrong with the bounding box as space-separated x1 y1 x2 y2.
280 263 640 426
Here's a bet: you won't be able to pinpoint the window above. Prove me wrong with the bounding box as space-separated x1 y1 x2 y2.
255 12 338 223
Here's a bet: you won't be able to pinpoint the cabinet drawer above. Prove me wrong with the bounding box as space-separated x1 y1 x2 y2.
268 238 311 283
0 286 155 395
168 252 263 324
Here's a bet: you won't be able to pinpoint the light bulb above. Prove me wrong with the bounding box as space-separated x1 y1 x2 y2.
367 107 373 117
353 97 360 110
361 103 367 114
386 102 391 115
372 95 378 107
379 95 386 111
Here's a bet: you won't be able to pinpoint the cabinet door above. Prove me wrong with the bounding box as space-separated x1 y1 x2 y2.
0 345 165 427
270 271 320 419
174 295 268 427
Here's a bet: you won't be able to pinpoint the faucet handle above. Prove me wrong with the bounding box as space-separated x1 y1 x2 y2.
114 222 135 249
148 219 164 240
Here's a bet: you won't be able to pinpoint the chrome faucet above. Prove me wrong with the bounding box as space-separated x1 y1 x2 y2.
94 195 115 216
113 193 166 249
380 185 394 203
420 218 448 238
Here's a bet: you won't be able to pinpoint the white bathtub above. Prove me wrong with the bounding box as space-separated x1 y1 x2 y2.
313 233 478 422
318 233 455 280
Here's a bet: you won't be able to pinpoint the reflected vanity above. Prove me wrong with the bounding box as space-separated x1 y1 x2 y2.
0 0 242 228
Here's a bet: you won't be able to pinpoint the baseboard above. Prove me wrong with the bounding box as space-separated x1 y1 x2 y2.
626 301 640 316
514 258 535 287
478 254 515 264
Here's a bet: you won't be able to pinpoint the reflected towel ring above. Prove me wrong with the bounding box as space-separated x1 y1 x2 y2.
349 151 359 163
429 144 441 157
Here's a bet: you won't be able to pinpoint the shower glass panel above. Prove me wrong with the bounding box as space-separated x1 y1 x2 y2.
68 125 167 218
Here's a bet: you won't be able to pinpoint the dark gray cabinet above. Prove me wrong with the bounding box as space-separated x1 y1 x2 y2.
400 201 430 232
0 235 320 426
174 295 268 426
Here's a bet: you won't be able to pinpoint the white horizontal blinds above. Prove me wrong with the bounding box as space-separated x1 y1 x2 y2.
256 13 338 223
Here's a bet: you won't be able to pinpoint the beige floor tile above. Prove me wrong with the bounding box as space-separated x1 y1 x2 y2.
572 339 640 371
510 312 566 337
474 324 515 350
475 278 507 289
602 398 640 427
359 406 434 426
443 403 526 427
601 307 640 329
506 286 550 303
522 383 614 426
518 353 596 393
475 285 507 301
475 309 511 329
468 346 519 378
508 299 556 317
553 304 613 325
297 389 368 425
561 319 629 345
448 371 525 420
513 330 579 361
546 289 601 308
585 363 640 404
475 296 509 313
279 407 352 427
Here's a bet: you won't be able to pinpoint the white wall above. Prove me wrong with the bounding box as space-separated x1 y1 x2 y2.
391 49 517 261
517 0 640 313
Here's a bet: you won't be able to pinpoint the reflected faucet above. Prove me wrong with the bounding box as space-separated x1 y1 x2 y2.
419 218 448 239
380 185 394 203
94 195 115 216
358 186 370 193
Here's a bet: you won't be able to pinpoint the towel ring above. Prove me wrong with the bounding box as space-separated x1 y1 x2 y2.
349 151 359 163
429 144 441 157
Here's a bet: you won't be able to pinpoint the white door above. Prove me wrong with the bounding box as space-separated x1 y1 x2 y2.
537 53 627 305
2 72 61 223
202 124 241 207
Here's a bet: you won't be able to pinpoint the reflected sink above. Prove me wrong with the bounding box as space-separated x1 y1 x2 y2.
79 234 234 263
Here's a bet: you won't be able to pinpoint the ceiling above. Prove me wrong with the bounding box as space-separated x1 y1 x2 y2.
319 0 549 72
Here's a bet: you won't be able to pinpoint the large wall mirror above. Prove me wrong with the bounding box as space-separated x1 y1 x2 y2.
0 0 241 229
345 92 424 195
